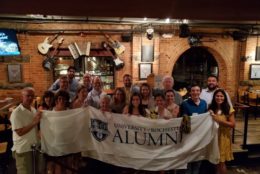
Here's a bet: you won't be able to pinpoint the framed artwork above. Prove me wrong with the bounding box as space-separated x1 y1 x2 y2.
139 63 153 80
7 64 22 83
249 64 260 79
141 45 154 62
256 46 260 61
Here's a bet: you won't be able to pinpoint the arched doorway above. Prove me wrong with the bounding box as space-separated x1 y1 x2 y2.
172 47 218 90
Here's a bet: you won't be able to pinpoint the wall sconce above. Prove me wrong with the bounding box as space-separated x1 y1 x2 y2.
146 26 154 40
241 56 251 62
188 34 201 47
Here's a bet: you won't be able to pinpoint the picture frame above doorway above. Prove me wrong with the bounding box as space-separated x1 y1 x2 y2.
7 64 22 83
249 64 260 80
139 63 153 80
141 45 154 62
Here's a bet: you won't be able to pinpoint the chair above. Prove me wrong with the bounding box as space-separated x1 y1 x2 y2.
247 92 260 119
237 89 248 104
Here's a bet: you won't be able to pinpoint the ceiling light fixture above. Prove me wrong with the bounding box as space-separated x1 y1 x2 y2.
162 33 173 38
146 25 154 40
182 19 189 24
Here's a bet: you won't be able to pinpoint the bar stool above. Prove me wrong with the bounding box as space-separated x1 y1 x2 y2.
237 89 248 104
248 92 260 119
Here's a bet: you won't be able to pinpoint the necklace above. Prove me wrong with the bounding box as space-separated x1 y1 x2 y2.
217 110 222 115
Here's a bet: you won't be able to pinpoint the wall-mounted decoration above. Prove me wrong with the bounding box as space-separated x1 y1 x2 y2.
139 63 153 80
249 64 260 79
0 29 21 56
255 35 260 61
7 64 22 83
141 45 154 62
255 46 260 61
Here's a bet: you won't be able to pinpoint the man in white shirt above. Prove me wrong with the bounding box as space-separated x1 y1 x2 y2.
200 75 233 108
10 87 41 174
85 76 106 109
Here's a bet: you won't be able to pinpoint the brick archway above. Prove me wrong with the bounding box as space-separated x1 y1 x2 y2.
159 39 229 90
205 47 228 88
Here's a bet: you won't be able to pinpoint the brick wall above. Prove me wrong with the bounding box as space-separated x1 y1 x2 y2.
0 23 134 99
131 34 241 102
0 22 259 103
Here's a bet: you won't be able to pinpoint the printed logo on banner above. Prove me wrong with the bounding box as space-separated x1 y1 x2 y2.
90 119 109 142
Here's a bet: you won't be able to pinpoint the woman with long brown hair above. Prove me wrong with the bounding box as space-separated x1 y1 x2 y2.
209 89 235 174
71 85 88 109
110 87 126 113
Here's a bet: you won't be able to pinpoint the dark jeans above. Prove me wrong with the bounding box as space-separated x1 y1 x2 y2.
79 157 119 174
199 160 216 174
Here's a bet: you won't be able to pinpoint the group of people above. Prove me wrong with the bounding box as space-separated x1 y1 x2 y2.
10 65 235 174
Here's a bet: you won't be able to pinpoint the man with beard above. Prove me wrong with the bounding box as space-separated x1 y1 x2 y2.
122 74 140 104
200 75 232 108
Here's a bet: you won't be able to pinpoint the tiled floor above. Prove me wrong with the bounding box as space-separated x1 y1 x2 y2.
227 163 260 174
227 111 260 174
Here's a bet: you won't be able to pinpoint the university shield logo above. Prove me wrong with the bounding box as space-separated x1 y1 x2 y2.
90 119 109 142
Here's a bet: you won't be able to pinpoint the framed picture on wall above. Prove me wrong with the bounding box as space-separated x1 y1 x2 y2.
256 46 260 61
141 45 154 62
7 64 22 83
139 63 153 80
249 64 260 79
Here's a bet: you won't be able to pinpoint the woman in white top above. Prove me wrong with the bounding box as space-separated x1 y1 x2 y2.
52 90 71 174
165 89 180 118
147 93 172 119
53 90 70 111
100 94 111 112
123 92 145 117
140 83 155 110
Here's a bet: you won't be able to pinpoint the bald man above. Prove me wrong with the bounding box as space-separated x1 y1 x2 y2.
10 87 41 174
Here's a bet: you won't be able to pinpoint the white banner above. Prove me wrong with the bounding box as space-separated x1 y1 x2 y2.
40 107 219 171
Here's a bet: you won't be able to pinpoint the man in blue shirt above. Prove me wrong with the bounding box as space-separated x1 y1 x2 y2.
181 84 207 116
180 83 207 174
49 66 79 98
